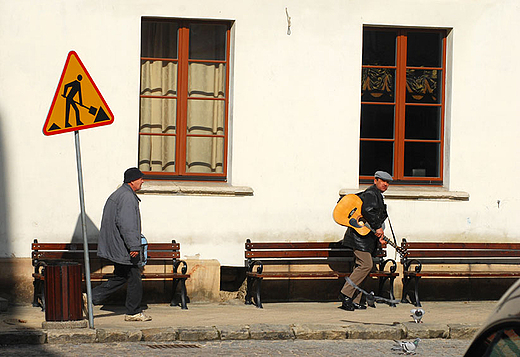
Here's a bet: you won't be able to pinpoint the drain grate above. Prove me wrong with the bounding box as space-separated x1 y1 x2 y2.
146 343 201 349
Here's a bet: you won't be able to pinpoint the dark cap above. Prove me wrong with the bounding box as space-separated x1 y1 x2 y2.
124 167 144 183
374 170 393 182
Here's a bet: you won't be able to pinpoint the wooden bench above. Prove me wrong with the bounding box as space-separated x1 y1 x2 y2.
400 240 520 307
31 239 190 310
244 239 398 308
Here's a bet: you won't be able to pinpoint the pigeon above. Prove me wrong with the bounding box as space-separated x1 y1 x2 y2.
365 291 376 308
392 338 421 355
410 308 425 323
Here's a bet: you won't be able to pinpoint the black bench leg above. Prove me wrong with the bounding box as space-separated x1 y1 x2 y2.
32 279 42 309
254 277 263 309
388 276 396 307
245 276 254 305
179 278 188 310
170 278 180 307
377 276 397 307
41 285 46 312
413 277 422 307
170 278 189 309
377 276 388 300
401 276 411 304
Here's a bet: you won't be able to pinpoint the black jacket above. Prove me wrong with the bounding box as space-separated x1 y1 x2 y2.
342 184 388 255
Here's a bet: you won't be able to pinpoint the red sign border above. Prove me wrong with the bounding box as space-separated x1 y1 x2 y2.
43 51 114 136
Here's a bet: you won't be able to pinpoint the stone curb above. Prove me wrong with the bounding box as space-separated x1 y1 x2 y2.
0 323 482 345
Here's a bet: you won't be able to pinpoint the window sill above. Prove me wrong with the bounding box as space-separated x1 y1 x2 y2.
138 180 254 197
339 185 470 201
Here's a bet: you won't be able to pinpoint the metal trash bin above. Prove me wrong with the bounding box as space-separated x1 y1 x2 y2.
44 262 82 321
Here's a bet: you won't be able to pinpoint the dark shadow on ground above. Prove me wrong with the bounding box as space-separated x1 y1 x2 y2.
0 112 59 354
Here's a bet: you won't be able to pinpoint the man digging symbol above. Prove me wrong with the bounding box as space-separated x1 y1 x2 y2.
62 74 84 128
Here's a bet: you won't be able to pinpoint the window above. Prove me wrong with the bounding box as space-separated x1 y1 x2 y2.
139 18 231 181
360 27 447 184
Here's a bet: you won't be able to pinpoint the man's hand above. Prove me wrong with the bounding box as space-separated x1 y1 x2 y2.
129 251 139 258
375 228 386 245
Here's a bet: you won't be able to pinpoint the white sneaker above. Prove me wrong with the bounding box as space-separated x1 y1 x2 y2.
124 312 152 322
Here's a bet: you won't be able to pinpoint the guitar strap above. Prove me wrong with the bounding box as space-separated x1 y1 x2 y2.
387 215 398 247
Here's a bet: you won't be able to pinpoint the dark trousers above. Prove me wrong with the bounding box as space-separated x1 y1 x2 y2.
340 250 374 304
91 263 142 315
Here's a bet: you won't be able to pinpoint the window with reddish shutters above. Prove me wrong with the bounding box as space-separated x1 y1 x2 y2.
139 18 231 181
360 27 447 184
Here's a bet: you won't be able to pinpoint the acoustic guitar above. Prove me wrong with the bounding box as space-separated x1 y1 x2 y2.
333 194 407 257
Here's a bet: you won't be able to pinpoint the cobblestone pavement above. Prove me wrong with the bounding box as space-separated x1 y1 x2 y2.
0 339 471 356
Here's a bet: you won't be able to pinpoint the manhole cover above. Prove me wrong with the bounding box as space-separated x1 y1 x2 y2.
146 343 201 349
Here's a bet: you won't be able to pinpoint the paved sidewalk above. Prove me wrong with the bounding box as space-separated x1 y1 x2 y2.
0 299 496 344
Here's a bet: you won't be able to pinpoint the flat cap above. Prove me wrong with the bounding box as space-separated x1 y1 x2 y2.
374 170 393 182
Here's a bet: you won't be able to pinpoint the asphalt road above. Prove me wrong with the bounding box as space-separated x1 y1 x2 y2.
0 339 472 356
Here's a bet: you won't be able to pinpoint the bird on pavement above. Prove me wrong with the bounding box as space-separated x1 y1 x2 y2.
410 308 425 323
391 338 421 355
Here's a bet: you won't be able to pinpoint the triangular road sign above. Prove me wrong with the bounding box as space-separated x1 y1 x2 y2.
43 51 114 136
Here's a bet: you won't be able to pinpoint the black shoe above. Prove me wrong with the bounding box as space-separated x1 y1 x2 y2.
339 301 355 311
353 302 367 310
338 293 355 311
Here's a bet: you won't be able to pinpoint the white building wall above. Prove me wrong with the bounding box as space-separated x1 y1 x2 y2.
0 0 519 266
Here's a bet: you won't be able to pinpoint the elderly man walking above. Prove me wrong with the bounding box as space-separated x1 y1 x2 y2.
86 167 151 322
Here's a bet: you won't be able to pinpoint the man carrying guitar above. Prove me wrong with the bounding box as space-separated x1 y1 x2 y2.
339 170 392 311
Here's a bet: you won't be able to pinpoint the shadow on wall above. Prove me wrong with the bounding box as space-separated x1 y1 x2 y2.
0 112 12 302
72 214 100 244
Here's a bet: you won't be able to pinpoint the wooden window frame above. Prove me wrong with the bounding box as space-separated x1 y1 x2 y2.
139 18 231 182
360 27 447 185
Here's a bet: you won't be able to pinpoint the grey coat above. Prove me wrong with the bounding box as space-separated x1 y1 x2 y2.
97 183 142 265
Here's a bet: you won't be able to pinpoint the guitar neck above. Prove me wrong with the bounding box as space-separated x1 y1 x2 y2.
363 222 406 257
382 235 406 257
382 235 397 249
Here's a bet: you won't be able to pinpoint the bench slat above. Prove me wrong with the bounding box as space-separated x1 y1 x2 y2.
403 242 520 250
33 252 98 260
33 250 179 260
32 243 180 251
246 250 356 259
32 243 98 250
405 271 520 277
246 271 398 278
146 251 180 259
90 273 190 279
246 242 344 249
406 250 520 258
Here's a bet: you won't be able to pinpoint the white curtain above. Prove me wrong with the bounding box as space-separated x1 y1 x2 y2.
139 60 177 172
139 60 226 174
186 62 225 173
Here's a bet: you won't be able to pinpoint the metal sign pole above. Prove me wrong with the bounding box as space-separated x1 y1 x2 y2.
74 130 94 328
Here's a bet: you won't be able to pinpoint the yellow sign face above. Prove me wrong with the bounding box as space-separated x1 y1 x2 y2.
43 51 114 136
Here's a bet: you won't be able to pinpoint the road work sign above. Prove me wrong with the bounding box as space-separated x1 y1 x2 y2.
43 51 114 136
